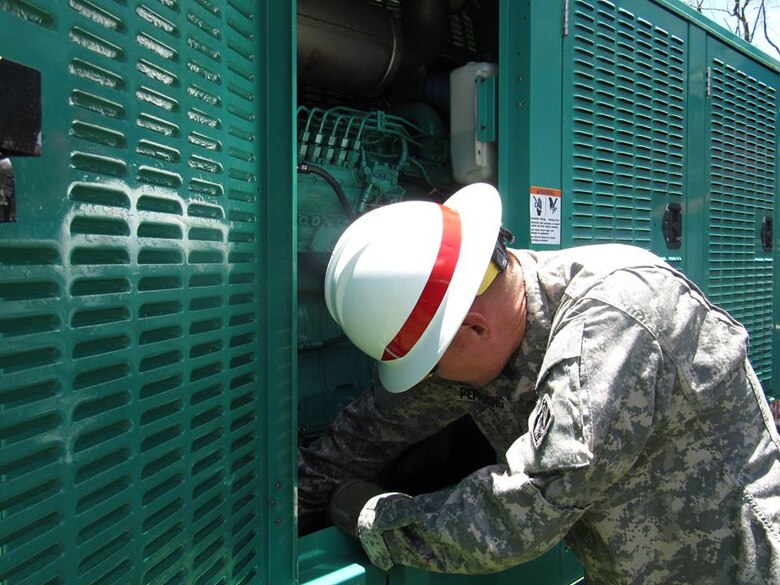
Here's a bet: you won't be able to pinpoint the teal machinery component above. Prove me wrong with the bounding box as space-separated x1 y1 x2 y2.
294 0 481 441
295 104 449 438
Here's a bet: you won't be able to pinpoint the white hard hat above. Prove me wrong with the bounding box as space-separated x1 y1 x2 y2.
324 183 502 392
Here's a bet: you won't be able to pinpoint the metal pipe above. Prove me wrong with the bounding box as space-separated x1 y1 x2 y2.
297 0 403 96
400 0 449 74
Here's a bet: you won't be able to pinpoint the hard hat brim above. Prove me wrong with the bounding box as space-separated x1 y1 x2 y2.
378 183 503 392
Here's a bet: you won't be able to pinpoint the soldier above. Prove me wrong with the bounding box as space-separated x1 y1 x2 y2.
298 183 780 583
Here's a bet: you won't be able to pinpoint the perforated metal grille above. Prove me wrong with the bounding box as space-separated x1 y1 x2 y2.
566 0 686 257
708 58 777 386
0 1 267 584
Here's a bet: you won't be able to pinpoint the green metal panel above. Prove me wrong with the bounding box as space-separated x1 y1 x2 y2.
680 23 709 289
395 544 569 584
299 528 582 585
558 0 780 388
654 0 780 74
561 0 688 267
704 39 778 392
499 0 564 248
0 2 295 585
266 2 298 583
299 529 382 585
476 76 498 143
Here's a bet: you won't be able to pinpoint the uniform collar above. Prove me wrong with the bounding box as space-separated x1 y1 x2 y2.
503 249 552 384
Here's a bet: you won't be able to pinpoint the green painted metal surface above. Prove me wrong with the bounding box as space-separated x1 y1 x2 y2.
508 0 779 392
299 529 379 585
0 1 295 584
499 0 564 246
299 528 583 585
704 40 777 391
476 76 498 144
561 0 688 268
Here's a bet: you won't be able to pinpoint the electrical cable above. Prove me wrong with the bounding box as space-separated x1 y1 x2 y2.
297 162 355 220
298 334 349 352
407 156 435 188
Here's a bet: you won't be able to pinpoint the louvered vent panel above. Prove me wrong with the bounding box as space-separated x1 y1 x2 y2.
708 59 776 386
0 1 265 584
0 4 69 584
567 0 685 263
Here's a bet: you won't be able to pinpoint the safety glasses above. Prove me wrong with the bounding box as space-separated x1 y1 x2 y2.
476 226 515 296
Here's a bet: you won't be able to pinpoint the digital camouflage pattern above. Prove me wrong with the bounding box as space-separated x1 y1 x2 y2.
298 244 780 584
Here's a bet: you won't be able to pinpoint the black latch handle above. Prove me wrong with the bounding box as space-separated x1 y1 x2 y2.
0 57 42 157
662 203 682 249
761 215 773 252
0 158 15 223
0 57 42 223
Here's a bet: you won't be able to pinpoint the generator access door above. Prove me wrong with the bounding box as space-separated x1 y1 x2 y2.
0 2 296 584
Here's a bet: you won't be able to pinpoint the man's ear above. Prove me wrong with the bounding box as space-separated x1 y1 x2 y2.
461 311 491 337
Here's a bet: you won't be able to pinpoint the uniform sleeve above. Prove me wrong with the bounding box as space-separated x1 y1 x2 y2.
298 376 468 534
356 303 662 573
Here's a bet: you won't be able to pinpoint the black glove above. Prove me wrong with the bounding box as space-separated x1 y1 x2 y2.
327 480 385 537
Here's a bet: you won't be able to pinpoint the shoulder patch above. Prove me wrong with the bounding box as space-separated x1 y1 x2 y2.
532 394 554 448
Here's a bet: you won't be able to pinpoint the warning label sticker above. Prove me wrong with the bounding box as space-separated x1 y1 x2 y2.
530 186 562 245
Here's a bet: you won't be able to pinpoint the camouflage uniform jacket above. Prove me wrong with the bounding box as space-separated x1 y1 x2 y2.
298 244 780 584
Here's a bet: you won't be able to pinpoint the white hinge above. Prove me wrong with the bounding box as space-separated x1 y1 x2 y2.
705 66 712 97
563 0 570 36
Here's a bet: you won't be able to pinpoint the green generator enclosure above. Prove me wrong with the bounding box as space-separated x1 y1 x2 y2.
0 1 778 584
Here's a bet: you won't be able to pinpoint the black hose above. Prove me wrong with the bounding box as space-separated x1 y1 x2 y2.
298 162 355 220
298 334 349 352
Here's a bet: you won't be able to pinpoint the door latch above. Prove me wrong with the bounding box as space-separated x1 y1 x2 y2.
662 203 682 249
0 57 42 223
761 215 773 252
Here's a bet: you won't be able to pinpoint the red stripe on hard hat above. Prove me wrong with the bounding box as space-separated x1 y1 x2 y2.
382 205 462 361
